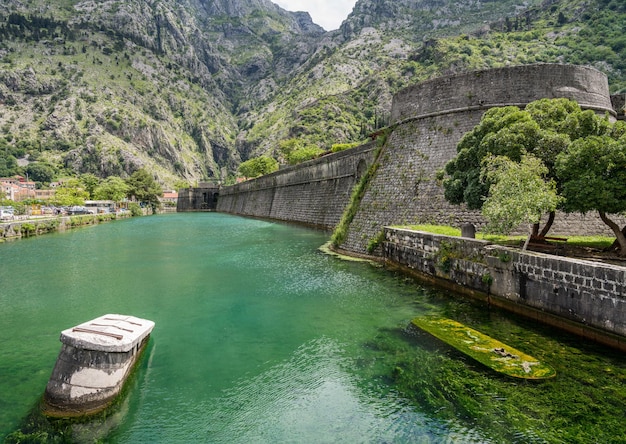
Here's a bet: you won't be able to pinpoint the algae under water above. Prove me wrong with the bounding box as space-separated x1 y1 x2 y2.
1 213 625 443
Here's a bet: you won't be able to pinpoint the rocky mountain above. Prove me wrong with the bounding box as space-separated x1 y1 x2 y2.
0 0 624 187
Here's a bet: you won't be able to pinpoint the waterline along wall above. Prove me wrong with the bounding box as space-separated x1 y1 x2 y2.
384 228 626 351
217 142 378 229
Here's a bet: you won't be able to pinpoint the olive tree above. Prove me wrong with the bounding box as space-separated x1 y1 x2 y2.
443 98 613 236
481 155 561 249
556 135 626 255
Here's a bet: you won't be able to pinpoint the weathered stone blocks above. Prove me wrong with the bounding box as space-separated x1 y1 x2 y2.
217 142 379 229
385 228 626 347
43 314 154 417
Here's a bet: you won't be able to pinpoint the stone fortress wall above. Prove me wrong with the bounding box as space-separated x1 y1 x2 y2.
214 64 623 253
211 63 626 345
340 64 623 254
217 142 379 230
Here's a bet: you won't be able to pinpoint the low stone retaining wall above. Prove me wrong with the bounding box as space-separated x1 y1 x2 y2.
0 213 129 241
383 228 626 350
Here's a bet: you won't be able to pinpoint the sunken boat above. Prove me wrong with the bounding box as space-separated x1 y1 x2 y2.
42 314 155 417
411 316 556 380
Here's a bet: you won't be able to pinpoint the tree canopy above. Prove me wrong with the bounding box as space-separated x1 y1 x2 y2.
25 162 55 185
442 98 626 254
556 134 626 255
481 155 561 240
238 156 278 178
51 178 89 207
125 169 163 213
443 98 606 210
279 138 325 166
93 176 130 202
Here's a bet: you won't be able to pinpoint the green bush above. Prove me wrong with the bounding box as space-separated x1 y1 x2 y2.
128 202 143 216
287 146 325 165
20 223 36 236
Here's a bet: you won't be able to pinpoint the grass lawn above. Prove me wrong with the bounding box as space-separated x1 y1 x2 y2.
397 224 615 249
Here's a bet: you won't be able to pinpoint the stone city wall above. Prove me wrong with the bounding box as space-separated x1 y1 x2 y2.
213 64 624 251
217 142 379 229
340 64 624 255
384 228 626 349
177 184 220 212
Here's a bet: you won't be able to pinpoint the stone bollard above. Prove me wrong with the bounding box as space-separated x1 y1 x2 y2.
43 314 155 417
461 223 476 239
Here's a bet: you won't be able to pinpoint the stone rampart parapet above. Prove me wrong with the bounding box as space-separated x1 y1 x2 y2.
392 64 615 123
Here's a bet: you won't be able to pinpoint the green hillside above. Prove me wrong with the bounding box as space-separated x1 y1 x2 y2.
0 0 624 188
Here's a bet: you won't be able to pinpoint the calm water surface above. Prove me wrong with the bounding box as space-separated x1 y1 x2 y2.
1 213 625 443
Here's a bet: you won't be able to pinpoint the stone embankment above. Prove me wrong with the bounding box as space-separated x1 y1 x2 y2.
0 213 129 242
384 228 626 350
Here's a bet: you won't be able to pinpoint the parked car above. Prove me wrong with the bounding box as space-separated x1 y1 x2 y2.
68 206 93 215
0 206 15 221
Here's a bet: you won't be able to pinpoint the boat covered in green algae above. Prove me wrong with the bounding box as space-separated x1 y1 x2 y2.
411 316 556 380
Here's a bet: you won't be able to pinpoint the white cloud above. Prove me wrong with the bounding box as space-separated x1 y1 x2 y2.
274 0 357 31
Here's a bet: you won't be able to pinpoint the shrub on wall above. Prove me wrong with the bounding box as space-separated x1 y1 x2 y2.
332 146 383 248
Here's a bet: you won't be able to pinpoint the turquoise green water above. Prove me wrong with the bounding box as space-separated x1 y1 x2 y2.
1 213 625 443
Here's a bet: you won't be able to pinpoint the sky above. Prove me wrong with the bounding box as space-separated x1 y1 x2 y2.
273 0 358 31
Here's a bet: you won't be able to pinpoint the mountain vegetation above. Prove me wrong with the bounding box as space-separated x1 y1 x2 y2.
0 0 625 188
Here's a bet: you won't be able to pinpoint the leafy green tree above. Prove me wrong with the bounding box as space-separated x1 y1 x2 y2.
481 155 561 249
25 162 55 185
238 156 279 178
51 178 89 206
556 135 626 255
173 179 191 191
279 138 325 165
443 105 543 209
93 176 129 202
443 98 612 236
80 173 101 198
0 154 18 177
126 169 163 214
278 138 300 162
286 145 325 165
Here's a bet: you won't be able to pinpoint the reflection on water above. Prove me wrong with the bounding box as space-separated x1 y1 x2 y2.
1 213 625 443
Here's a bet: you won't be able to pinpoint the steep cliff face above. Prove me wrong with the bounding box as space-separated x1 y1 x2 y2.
0 0 324 185
340 0 539 39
